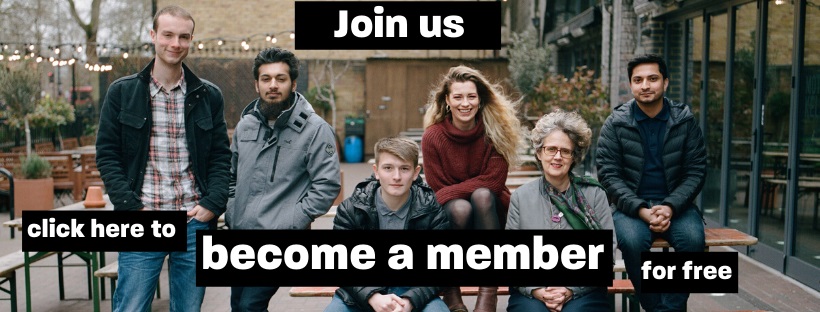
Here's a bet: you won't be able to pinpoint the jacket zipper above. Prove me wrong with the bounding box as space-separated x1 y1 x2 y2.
270 146 280 182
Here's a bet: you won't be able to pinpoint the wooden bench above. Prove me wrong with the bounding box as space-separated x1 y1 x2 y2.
289 284 636 297
288 229 756 310
653 228 758 251
290 283 637 311
0 251 56 312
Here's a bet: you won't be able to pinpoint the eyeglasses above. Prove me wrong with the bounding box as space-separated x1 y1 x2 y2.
539 146 574 159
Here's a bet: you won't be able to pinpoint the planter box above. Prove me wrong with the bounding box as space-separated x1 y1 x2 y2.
13 177 54 218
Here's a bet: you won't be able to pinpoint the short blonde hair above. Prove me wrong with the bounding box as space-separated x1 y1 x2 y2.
531 109 592 171
374 137 419 167
153 5 195 34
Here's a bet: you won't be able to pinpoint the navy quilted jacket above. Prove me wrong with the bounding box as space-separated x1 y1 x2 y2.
595 98 707 218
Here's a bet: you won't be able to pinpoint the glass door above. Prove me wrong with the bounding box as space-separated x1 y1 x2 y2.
754 0 794 269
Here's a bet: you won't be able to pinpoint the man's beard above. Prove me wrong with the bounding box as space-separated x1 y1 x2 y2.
259 94 292 120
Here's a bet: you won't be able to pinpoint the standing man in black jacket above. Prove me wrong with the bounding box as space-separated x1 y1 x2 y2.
327 137 450 312
596 54 706 312
96 5 230 311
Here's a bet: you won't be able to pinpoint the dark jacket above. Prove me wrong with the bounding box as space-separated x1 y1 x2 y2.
96 59 231 216
595 98 707 217
332 175 450 311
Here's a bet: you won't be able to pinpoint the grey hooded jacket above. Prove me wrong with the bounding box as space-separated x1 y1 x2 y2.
225 93 341 229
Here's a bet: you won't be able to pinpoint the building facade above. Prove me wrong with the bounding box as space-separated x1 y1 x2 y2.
157 0 512 154
542 0 820 290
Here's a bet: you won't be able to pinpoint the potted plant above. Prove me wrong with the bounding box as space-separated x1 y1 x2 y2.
13 153 54 217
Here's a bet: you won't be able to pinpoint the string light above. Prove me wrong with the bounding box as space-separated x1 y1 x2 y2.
1 29 297 67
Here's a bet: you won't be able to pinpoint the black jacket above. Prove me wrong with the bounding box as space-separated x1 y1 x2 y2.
595 98 707 217
96 59 231 215
332 175 450 311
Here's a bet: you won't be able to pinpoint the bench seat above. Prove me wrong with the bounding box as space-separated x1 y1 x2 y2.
0 251 57 312
289 283 633 297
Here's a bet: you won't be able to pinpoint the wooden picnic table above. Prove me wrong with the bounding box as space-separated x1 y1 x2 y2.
3 196 112 312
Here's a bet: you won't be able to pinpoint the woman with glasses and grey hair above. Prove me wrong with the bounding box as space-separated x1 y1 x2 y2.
505 109 615 312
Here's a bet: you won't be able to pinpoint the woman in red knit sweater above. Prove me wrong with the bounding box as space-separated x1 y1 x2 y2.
421 65 521 312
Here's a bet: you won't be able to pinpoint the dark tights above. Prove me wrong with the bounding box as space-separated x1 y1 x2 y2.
444 188 500 230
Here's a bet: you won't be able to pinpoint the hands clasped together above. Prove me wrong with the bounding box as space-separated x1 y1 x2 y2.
367 293 414 312
532 287 574 312
639 204 673 233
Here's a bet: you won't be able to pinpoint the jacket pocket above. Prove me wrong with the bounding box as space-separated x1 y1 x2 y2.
118 111 146 154
196 117 213 131
239 126 259 142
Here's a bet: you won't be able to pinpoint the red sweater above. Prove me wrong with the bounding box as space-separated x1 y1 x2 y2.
422 117 511 217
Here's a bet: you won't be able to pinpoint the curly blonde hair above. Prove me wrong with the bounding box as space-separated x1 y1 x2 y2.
423 65 521 168
530 109 592 171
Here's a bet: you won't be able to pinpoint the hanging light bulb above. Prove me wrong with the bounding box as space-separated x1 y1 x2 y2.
28 44 34 51
52 60 59 66
69 59 75 65
123 52 129 59
0 55 4 61
217 40 224 46
266 35 272 42
77 45 83 52
54 47 60 54
290 32 295 39
198 43 204 49
49 57 54 62
271 37 278 44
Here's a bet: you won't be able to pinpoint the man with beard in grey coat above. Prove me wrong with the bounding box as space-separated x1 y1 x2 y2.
226 47 341 311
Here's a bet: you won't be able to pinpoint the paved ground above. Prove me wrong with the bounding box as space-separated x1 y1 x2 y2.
1 162 818 311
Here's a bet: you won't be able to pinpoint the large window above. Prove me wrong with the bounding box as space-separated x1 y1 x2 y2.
728 2 758 233
795 0 820 268
699 13 729 222
758 0 794 250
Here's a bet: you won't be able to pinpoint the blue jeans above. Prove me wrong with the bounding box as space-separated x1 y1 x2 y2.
230 286 279 311
324 287 449 312
114 219 210 312
613 207 705 312
507 288 610 312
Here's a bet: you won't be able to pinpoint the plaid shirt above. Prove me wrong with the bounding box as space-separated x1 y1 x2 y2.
140 72 201 211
